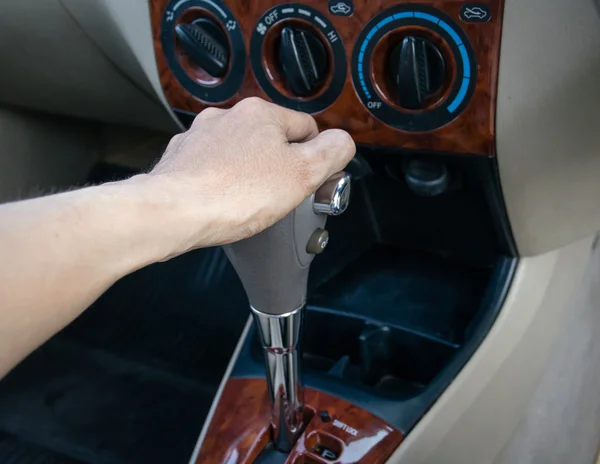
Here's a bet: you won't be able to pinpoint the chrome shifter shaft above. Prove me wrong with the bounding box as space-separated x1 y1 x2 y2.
251 306 304 451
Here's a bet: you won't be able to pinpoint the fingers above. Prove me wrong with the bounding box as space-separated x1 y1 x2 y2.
267 104 319 143
293 129 356 190
195 98 319 143
232 97 319 143
185 98 355 196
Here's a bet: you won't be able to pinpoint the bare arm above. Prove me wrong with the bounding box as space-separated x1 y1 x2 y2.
0 98 355 378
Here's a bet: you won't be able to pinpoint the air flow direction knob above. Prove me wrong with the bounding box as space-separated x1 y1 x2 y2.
389 36 446 110
278 27 328 97
175 18 229 78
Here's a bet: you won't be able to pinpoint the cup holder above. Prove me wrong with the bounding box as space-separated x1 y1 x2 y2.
251 308 458 399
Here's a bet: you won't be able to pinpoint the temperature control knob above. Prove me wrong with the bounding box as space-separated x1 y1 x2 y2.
278 27 328 97
389 36 446 110
175 18 229 78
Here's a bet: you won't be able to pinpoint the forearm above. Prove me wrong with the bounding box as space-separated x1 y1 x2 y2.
0 175 181 377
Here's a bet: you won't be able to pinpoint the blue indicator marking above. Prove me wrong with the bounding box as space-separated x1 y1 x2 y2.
357 10 471 109
414 12 440 24
438 20 462 46
376 16 394 29
393 12 414 20
448 78 470 113
366 26 379 40
458 44 470 78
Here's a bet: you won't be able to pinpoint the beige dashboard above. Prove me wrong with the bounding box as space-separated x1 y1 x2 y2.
0 0 176 132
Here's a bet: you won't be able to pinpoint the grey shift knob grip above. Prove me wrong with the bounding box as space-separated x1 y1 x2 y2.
223 172 351 316
223 197 325 316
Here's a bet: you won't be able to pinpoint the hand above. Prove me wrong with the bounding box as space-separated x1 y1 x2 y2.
142 97 355 257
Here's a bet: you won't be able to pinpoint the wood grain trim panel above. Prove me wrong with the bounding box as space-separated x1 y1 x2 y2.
150 0 504 155
194 378 403 463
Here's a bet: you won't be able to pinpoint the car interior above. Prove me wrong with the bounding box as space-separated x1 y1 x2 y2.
1 0 600 463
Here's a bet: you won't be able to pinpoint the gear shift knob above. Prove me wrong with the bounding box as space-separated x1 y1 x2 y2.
224 171 351 316
223 171 351 452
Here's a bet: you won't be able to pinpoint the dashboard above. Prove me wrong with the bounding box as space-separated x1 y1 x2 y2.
150 0 504 155
2 0 599 256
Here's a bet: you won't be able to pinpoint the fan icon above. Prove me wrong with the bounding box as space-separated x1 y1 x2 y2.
256 23 267 36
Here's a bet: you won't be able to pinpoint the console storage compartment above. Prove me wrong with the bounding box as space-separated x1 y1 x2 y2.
250 244 492 400
240 152 515 432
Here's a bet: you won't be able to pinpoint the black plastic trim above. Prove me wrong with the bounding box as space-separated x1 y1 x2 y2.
486 157 519 257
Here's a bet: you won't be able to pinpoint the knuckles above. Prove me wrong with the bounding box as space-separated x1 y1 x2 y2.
232 97 269 116
196 107 224 120
164 133 185 151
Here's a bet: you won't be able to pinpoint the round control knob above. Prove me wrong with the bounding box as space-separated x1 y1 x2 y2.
389 36 446 110
175 18 229 78
278 26 328 97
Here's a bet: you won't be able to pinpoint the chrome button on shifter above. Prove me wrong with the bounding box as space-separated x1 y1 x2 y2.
313 171 352 216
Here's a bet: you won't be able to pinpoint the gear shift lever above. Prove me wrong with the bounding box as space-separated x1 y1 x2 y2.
223 171 351 452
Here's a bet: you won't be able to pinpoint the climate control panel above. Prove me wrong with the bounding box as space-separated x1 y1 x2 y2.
352 6 476 132
150 0 504 155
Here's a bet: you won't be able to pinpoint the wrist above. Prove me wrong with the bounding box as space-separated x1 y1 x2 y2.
111 173 210 266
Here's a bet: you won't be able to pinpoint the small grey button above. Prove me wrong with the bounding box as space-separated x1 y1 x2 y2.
306 228 330 254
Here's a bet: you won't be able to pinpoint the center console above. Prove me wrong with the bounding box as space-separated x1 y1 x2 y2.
149 1 511 462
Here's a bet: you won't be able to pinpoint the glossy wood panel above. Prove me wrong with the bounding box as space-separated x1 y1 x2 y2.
150 0 504 155
194 378 403 463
